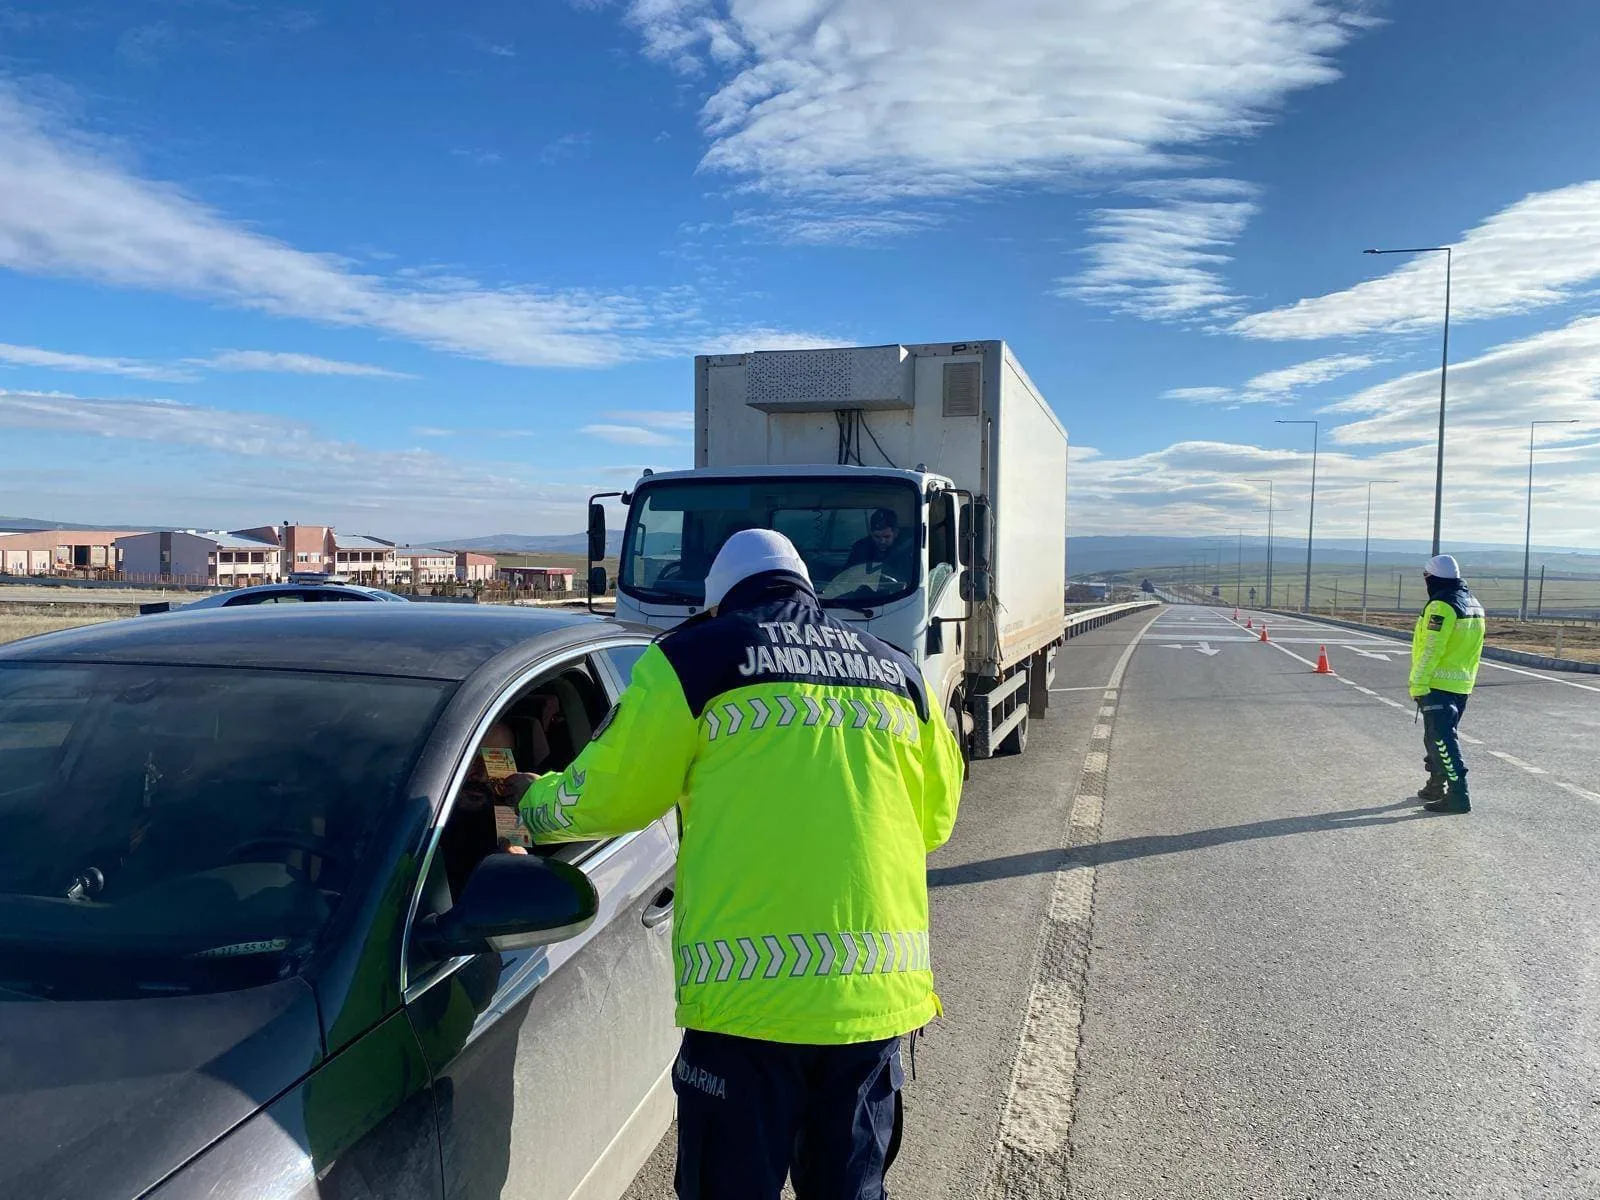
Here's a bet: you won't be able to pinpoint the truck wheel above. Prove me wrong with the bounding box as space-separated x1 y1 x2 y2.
998 711 1029 756
946 698 970 764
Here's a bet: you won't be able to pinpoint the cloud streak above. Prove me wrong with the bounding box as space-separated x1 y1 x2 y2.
1167 353 1378 405
0 341 196 382
196 350 416 378
1235 180 1600 339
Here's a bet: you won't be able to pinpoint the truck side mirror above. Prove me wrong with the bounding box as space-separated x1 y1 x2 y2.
971 499 993 571
960 569 991 604
588 566 608 596
587 504 608 563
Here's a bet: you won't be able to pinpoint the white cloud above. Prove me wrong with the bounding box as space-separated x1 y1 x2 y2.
412 426 456 437
0 341 196 382
1235 180 1600 339
581 423 682 446
197 350 416 379
0 388 612 535
0 85 822 370
1061 181 1259 319
605 409 694 430
625 1 1363 221
1165 352 1377 406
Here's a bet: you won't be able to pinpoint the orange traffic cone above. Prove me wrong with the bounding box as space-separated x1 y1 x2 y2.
1245 618 1254 629
1258 623 1270 643
1233 607 1240 620
1314 645 1333 674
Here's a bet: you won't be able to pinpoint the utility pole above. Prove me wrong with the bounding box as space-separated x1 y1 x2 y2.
1362 479 1399 620
1275 420 1319 612
1522 419 1579 619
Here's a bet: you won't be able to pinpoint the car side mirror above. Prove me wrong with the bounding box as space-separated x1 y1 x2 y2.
416 854 598 958
588 566 608 596
925 618 944 656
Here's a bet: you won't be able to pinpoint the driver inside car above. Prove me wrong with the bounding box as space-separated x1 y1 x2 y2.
844 507 914 581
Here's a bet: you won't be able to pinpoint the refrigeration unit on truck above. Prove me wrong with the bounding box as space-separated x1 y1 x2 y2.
586 341 1069 759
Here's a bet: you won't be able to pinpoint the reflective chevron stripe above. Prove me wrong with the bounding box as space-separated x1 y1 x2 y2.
524 769 585 836
677 930 932 985
696 691 920 746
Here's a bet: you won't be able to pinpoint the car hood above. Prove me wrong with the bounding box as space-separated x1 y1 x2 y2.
0 976 321 1200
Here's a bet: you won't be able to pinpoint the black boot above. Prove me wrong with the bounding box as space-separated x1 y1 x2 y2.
1424 782 1470 814
1416 776 1446 802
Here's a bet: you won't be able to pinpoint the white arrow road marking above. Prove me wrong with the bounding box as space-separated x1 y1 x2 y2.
714 939 735 982
748 698 770 729
694 942 713 984
840 932 861 976
776 695 797 726
737 937 760 980
1351 647 1398 661
763 935 786 978
1161 642 1221 655
722 701 743 735
788 933 814 976
814 933 836 976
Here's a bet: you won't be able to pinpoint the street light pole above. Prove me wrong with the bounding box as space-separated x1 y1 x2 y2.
1521 419 1580 620
1365 245 1452 554
1246 477 1274 608
1361 479 1399 619
1275 420 1319 611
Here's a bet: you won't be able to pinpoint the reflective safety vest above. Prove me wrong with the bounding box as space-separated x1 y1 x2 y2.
1410 583 1485 697
519 574 965 1045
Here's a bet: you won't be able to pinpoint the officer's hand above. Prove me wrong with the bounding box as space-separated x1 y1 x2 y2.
495 771 543 801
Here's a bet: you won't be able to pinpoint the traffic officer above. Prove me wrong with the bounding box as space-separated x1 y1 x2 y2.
1410 553 1485 814
518 528 965 1198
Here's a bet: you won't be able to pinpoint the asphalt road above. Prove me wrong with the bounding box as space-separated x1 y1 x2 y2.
623 610 1162 1199
626 603 1600 1197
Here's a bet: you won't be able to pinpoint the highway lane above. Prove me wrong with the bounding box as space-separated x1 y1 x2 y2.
1060 605 1600 1199
622 609 1165 1199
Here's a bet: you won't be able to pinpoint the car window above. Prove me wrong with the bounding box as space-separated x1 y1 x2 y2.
599 644 648 688
223 591 302 606
0 662 451 1000
412 658 616 983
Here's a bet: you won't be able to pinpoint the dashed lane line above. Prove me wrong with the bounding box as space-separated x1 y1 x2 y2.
984 607 1161 1195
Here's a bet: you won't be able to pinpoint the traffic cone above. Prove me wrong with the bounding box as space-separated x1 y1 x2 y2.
1258 623 1270 643
1233 607 1240 620
1245 618 1253 629
1314 645 1333 674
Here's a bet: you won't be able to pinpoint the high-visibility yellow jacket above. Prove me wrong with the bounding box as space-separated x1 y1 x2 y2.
1410 582 1485 697
519 575 965 1046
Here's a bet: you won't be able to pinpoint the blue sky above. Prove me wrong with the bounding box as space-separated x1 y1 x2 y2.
2 0 1598 547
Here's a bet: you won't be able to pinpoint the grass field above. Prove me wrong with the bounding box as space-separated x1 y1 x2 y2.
0 612 120 645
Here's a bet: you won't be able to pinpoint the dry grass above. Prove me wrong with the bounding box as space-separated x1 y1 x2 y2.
0 612 118 645
1346 610 1600 663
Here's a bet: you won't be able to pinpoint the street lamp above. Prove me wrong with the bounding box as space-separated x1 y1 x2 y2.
1361 479 1399 619
1275 419 1319 612
1246 477 1274 608
1521 419 1580 620
1365 245 1452 554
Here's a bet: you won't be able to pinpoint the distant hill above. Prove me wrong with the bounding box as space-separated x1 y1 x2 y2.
1068 535 1600 577
0 515 164 533
439 531 626 555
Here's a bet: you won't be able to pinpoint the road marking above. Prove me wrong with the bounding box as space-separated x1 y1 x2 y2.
1461 734 1485 745
1554 780 1600 804
1049 685 1114 693
1350 647 1399 661
1098 705 1116 718
1487 750 1547 775
987 608 1159 1186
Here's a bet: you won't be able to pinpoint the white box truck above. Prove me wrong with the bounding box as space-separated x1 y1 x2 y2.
587 341 1068 759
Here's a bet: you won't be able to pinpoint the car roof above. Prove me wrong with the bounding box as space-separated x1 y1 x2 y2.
190 580 403 603
0 604 645 681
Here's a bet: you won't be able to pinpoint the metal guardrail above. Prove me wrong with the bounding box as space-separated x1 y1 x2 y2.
1063 598 1161 639
1255 608 1600 676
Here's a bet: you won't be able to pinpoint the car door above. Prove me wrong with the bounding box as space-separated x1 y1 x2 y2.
405 642 678 1200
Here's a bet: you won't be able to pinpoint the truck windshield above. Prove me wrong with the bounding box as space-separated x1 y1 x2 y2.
620 478 921 608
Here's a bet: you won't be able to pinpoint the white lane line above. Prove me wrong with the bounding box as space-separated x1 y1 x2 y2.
1049 685 1113 693
988 608 1159 1177
1554 780 1600 805
1461 734 1485 745
1487 750 1548 775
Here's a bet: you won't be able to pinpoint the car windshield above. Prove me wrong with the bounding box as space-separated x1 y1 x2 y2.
0 662 451 999
619 478 920 608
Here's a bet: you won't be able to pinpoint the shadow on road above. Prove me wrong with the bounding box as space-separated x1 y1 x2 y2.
928 798 1426 888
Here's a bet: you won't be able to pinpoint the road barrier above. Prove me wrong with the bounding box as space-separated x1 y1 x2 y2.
1062 599 1160 640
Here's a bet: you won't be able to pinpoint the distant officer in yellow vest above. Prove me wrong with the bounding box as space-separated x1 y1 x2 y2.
519 528 965 1198
1410 554 1485 814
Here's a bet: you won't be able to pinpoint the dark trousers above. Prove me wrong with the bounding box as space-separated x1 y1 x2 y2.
672 1030 904 1200
1421 689 1470 786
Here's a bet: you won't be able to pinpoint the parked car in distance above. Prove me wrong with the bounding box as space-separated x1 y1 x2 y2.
138 574 409 614
0 604 675 1200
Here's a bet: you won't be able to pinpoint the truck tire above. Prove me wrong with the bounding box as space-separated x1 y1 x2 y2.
998 710 1028 756
946 697 970 768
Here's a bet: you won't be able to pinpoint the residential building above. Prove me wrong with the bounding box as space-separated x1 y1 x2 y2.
115 531 283 586
456 551 498 584
332 533 402 585
237 524 334 575
501 565 576 591
0 529 137 576
403 548 457 585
